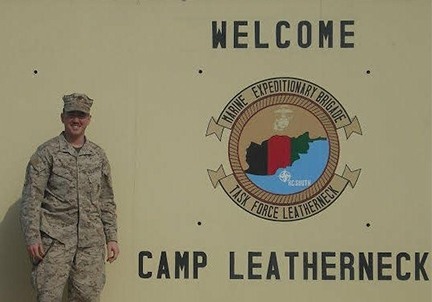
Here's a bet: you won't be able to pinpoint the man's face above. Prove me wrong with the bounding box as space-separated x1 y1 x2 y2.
61 111 91 138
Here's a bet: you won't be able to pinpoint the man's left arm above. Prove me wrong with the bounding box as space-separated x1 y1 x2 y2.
100 153 119 263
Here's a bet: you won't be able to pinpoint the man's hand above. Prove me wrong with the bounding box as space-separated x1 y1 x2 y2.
106 241 120 263
27 243 44 264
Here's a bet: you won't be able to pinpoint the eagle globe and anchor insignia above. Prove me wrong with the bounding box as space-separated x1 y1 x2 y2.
206 77 362 221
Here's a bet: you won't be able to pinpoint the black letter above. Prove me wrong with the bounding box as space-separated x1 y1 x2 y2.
212 21 227 48
340 252 354 280
229 251 244 279
285 252 298 280
340 20 354 48
359 252 373 280
377 252 392 281
276 21 290 48
415 252 429 280
322 252 336 280
138 251 152 278
297 21 312 48
248 251 262 279
175 251 189 279
396 252 410 281
255 21 269 48
234 21 248 48
303 252 318 280
157 251 170 279
193 251 207 279
319 20 333 48
266 252 280 280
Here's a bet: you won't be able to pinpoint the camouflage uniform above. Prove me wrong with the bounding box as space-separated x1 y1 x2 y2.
20 94 117 302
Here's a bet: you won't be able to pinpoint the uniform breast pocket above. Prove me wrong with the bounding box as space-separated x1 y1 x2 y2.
88 173 102 201
49 166 74 195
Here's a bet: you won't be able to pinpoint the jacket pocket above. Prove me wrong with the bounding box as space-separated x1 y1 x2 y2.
88 174 102 213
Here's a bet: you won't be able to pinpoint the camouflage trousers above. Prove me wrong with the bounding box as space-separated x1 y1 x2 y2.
31 234 106 302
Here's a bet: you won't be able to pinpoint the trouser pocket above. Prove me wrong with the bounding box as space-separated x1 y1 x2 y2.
31 234 71 300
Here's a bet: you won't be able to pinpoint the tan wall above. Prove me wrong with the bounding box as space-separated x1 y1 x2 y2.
0 0 430 301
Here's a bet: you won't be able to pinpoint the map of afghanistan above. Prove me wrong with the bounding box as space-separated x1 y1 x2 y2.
244 132 329 194
245 132 326 175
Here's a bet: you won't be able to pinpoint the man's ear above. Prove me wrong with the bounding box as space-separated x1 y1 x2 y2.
60 113 65 123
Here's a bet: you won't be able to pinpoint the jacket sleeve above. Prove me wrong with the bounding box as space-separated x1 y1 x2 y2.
100 153 118 243
20 151 51 246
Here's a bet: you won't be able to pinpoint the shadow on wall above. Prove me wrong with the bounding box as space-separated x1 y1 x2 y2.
0 200 68 302
0 199 35 301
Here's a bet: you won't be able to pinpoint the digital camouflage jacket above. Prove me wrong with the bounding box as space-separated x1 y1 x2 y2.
20 133 117 248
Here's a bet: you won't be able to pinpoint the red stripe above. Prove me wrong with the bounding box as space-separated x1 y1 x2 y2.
267 135 291 175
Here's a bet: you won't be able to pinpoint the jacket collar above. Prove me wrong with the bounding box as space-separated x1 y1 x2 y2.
58 132 94 156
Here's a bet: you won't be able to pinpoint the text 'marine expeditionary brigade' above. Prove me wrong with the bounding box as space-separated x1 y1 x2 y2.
207 77 362 222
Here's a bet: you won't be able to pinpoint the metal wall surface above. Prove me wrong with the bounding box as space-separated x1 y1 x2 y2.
0 1 430 301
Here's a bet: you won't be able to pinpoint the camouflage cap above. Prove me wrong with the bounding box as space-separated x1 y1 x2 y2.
62 93 93 114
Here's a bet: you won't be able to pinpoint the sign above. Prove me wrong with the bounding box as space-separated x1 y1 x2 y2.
0 1 430 301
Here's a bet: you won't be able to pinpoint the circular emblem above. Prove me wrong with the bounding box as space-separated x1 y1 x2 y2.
207 77 362 221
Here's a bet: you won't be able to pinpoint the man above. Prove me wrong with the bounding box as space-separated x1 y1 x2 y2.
20 93 119 301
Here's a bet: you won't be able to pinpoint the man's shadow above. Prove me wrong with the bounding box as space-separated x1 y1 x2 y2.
0 199 35 301
1 200 69 301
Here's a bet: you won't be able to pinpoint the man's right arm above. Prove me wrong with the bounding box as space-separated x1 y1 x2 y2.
20 151 51 259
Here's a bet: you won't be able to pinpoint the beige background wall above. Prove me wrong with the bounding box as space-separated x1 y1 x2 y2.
0 0 430 301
